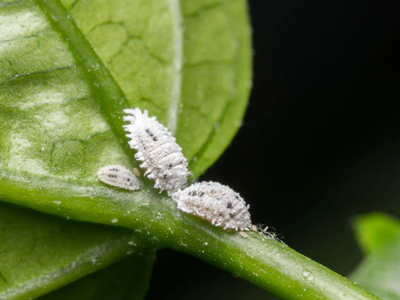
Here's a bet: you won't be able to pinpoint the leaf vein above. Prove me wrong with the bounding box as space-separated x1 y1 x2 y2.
0 29 48 44
167 0 183 134
60 96 89 106
0 0 25 8
0 66 74 86
183 1 221 19
0 270 7 284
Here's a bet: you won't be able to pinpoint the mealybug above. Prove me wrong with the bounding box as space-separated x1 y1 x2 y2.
133 168 141 177
97 165 140 191
123 108 189 195
171 181 252 231
238 231 248 238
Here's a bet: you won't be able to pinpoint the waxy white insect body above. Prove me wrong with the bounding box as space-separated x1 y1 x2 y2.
171 181 252 231
123 108 189 195
97 165 140 191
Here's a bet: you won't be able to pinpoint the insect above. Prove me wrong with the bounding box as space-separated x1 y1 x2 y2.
123 108 189 195
133 168 141 177
238 231 248 238
171 181 252 231
97 165 140 191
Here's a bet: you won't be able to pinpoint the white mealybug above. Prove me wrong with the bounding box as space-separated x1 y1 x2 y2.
171 181 252 231
97 165 140 191
123 108 189 195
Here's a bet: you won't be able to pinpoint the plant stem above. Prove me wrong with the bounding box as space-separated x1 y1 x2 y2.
0 177 381 300
163 224 381 300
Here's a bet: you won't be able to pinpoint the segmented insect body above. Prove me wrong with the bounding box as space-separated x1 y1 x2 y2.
123 108 189 195
97 165 140 191
171 181 252 231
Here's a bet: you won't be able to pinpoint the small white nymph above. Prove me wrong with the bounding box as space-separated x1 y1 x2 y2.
171 181 252 231
123 108 189 195
97 165 140 191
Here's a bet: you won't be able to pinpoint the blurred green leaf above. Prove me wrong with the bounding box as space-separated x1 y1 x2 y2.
39 255 155 300
349 213 400 299
353 212 400 255
0 201 149 300
350 232 400 300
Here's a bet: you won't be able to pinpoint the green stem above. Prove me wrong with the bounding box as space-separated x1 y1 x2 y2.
167 227 380 300
0 176 380 300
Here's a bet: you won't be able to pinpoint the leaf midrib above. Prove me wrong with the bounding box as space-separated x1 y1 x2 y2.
34 0 133 160
35 0 190 176
166 0 183 134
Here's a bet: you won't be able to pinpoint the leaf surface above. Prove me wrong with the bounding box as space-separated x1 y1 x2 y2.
39 255 155 300
0 201 149 300
63 0 252 177
350 233 400 300
349 213 400 299
353 212 400 255
0 0 251 297
0 0 251 221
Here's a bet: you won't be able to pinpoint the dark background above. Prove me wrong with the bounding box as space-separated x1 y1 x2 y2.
147 0 400 299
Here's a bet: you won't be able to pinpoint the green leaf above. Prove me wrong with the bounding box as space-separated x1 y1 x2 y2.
62 0 252 177
179 1 252 177
0 0 252 222
349 213 400 300
350 232 400 300
39 255 155 300
0 0 251 297
353 212 400 255
1 1 378 300
0 201 151 300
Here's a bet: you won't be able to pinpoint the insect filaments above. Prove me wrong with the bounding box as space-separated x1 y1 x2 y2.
123 108 189 195
97 165 140 191
171 181 252 231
